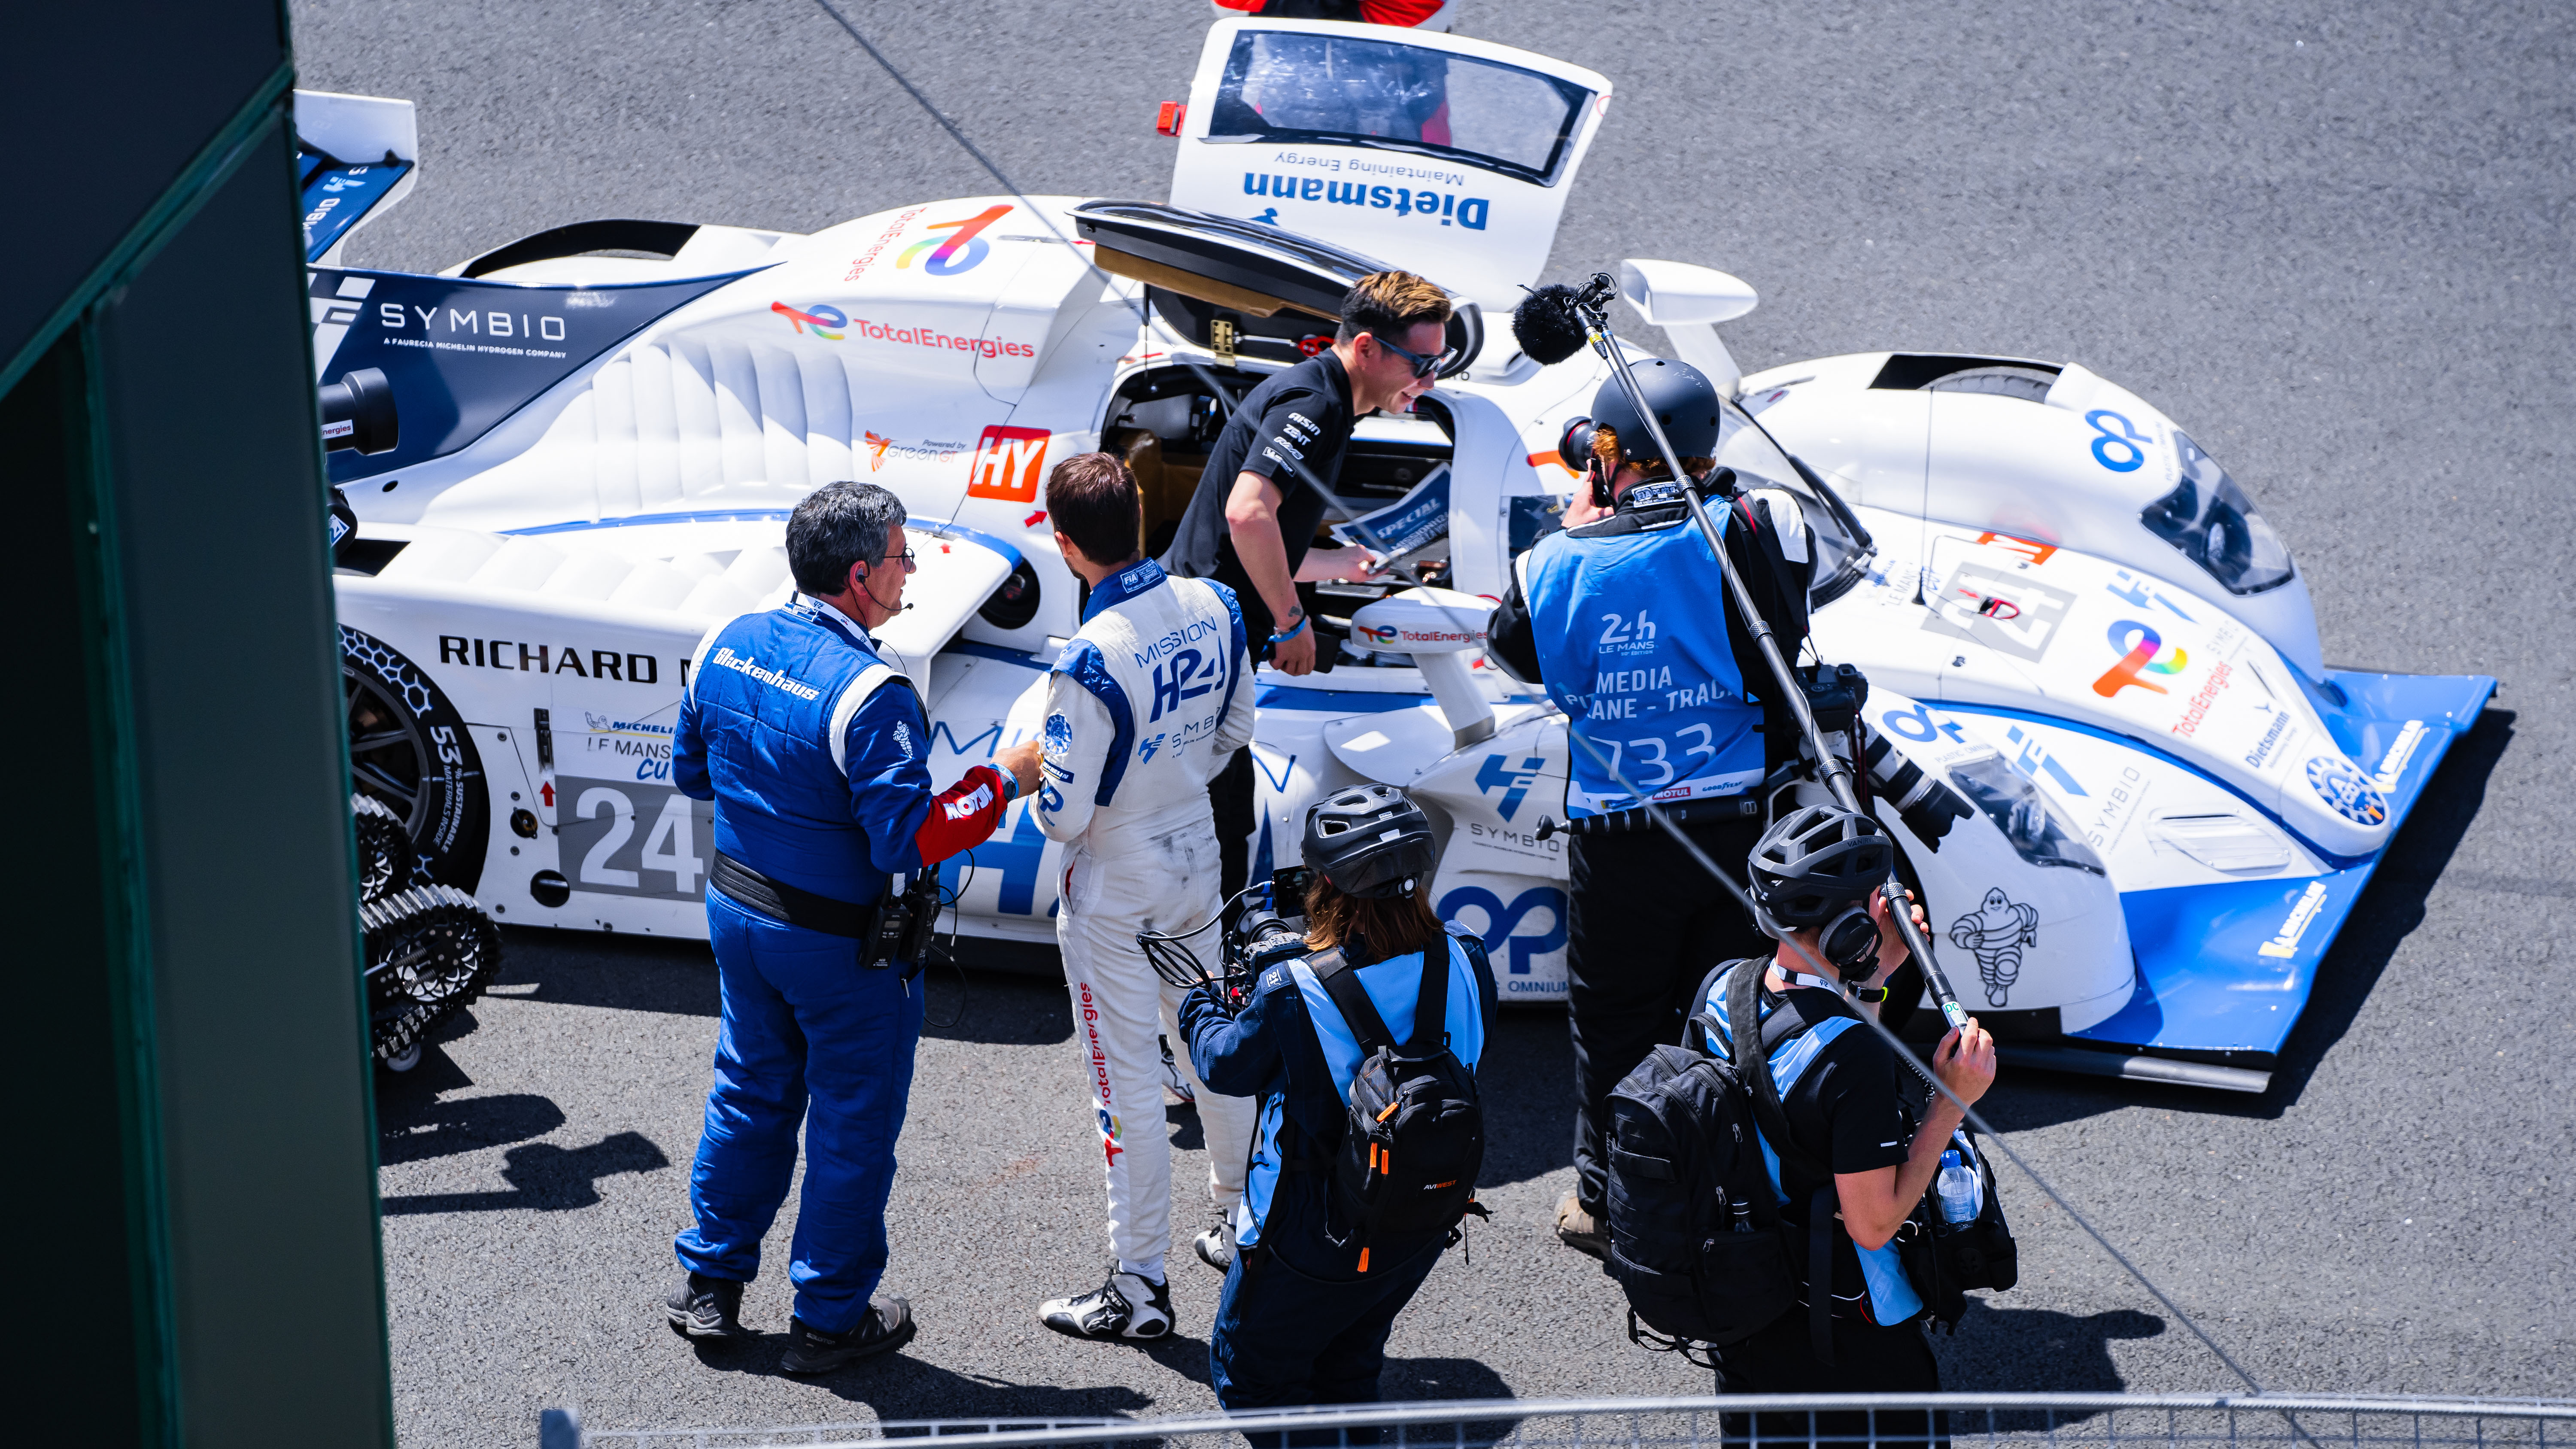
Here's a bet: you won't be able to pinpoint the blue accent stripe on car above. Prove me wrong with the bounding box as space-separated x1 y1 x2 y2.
1255 684 1543 714
504 509 795 535
946 640 1049 669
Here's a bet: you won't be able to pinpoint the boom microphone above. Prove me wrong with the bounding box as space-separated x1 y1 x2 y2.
1510 284 1592 366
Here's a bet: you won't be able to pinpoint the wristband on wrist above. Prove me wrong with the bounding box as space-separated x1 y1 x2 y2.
993 764 1018 805
1269 614 1310 645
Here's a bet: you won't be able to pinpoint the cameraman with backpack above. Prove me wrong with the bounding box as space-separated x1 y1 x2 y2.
1697 806 1995 1437
1177 785 1496 1423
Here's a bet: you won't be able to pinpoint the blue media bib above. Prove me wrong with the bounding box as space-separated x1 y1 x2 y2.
1522 499 1765 818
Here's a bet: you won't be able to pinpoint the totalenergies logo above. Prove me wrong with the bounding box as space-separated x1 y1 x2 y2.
2093 619 2189 698
772 302 846 339
897 204 1011 276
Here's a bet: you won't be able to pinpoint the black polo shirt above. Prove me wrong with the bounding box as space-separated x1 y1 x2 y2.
1159 350 1355 640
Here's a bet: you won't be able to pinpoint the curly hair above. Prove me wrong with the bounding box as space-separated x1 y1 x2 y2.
1592 423 1712 483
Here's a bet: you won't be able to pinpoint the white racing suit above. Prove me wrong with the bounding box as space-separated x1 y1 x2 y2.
1038 558 1261 1282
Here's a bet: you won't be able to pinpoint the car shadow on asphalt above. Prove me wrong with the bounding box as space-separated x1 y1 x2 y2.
1936 1300 2166 1420
1478 1009 1577 1188
920 965 1075 1047
494 926 720 1016
1974 706 2516 1131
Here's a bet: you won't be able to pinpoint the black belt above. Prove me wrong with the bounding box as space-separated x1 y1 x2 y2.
711 851 881 939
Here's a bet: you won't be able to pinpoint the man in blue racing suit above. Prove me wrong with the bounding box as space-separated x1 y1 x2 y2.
663 480 1041 1374
1485 357 1817 1261
1179 785 1497 1422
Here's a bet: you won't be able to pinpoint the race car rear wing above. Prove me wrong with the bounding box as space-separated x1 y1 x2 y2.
296 89 418 266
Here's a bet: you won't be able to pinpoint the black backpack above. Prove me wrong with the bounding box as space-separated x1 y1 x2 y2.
1312 945 1487 1248
1601 959 1821 1348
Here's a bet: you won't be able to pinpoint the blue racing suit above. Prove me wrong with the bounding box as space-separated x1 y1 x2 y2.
1180 929 1496 1416
671 592 1012 1333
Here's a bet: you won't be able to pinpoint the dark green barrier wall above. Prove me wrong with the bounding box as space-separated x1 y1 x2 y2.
4 7 394 1446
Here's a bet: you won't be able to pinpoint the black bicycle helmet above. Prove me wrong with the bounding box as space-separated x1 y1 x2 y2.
1748 805 1892 929
1302 784 1437 901
1589 357 1724 464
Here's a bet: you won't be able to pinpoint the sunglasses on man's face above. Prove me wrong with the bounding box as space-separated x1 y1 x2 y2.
862 548 918 576
1369 331 1452 380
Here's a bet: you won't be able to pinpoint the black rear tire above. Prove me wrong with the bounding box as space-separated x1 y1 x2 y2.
341 626 488 892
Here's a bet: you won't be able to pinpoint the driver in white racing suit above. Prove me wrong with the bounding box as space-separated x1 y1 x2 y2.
1034 452 1261 1341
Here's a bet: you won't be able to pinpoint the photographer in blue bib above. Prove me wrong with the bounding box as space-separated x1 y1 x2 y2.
1485 357 1820 1260
663 480 1042 1374
1174 785 1496 1427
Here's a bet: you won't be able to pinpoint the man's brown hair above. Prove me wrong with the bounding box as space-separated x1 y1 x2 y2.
1336 270 1453 345
1044 451 1143 567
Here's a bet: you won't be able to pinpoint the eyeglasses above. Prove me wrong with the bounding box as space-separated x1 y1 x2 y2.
1368 331 1452 380
863 548 918 575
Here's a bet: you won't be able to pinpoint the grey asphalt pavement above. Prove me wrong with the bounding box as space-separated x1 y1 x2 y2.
292 1 2573 1443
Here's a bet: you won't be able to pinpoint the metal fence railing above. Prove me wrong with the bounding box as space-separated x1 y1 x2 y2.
545 1393 2574 1449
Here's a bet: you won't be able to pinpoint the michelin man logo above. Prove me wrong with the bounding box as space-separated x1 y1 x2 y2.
1949 888 2040 1008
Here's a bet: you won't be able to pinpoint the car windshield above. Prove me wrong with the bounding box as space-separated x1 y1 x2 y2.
2138 430 2295 595
1710 401 1877 608
1204 31 1595 187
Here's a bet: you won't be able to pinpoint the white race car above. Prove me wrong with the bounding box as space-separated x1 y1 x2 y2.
311 19 2489 1092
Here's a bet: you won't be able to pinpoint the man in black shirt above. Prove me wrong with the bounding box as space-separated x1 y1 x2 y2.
1701 807 1996 1446
1162 270 1454 897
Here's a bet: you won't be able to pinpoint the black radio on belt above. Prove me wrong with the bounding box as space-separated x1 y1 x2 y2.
863 870 947 972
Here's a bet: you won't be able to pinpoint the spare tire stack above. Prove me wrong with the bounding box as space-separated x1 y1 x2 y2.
352 792 502 1071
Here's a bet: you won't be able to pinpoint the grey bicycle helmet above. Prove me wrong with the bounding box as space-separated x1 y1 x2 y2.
1748 805 1895 976
1749 805 1892 926
1302 784 1437 901
1589 357 1724 464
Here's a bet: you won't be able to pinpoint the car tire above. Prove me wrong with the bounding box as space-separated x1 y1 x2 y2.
365 884 504 1066
342 626 489 893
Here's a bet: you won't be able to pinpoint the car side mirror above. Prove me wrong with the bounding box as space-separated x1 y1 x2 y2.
1617 259 1759 325
1616 260 1758 395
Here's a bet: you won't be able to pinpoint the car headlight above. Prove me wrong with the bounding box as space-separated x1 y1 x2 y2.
2139 430 2296 595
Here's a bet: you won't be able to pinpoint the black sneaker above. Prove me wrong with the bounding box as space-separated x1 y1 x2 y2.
1039 1270 1173 1340
779 1297 915 1374
664 1272 750 1338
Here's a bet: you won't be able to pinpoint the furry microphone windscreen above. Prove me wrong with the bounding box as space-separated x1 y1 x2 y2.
1510 284 1591 365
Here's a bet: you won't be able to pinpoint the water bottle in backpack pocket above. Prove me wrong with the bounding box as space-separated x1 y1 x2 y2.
1893 1127 2020 1329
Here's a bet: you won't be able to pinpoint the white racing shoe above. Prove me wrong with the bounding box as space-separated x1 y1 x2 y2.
1160 1034 1195 1108
1193 1215 1236 1272
1038 1270 1173 1341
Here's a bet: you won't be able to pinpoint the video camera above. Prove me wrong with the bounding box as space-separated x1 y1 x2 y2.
1138 868 1318 1016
